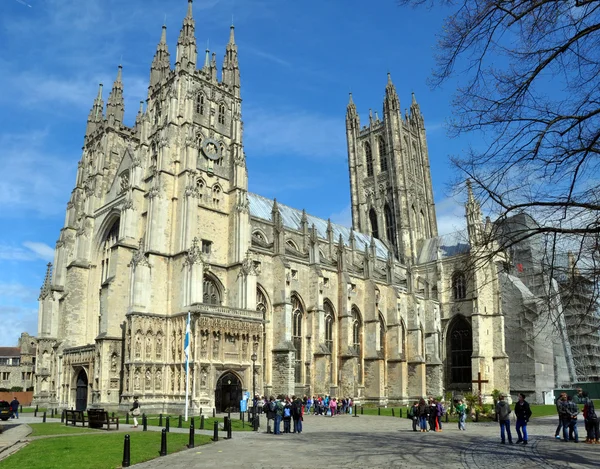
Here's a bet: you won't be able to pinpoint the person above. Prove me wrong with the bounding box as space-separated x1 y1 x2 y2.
304 395 311 415
409 401 419 431
495 394 513 444
582 396 598 444
130 397 140 428
428 398 437 432
283 398 292 433
9 397 19 419
563 395 579 443
555 392 567 439
455 399 467 431
436 400 445 431
329 397 337 417
418 398 429 432
348 397 353 415
514 393 532 445
264 396 277 433
292 395 303 434
274 395 284 435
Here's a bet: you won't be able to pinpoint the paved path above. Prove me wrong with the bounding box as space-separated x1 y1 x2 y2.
134 414 599 469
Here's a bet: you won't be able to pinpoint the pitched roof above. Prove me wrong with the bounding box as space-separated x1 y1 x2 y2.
417 231 471 264
248 192 390 259
0 347 21 358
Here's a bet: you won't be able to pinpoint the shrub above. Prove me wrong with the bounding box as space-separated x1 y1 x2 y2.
0 388 9 392
10 386 23 392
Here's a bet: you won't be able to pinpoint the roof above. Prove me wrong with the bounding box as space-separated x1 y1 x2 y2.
0 347 20 358
248 192 390 259
417 231 471 264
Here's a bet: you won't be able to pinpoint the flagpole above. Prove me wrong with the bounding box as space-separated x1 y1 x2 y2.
185 311 190 422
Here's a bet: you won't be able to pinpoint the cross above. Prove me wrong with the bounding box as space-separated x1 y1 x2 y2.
472 372 489 405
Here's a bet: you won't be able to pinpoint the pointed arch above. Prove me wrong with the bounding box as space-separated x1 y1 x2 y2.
378 312 387 357
351 305 363 385
452 271 467 300
369 208 379 239
446 315 472 388
196 93 205 115
365 142 374 177
384 203 396 251
378 137 388 172
100 217 120 284
256 285 269 314
291 293 305 384
203 273 222 305
323 300 335 352
217 102 226 125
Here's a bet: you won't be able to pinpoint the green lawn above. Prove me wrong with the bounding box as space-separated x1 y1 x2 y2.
0 431 212 469
142 415 253 431
28 423 101 437
20 407 47 414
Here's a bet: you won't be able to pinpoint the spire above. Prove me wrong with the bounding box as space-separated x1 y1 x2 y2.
384 72 400 112
106 65 125 125
410 91 421 117
39 263 53 300
346 93 359 126
135 100 144 126
176 0 197 72
86 83 104 137
150 25 171 89
203 46 210 70
465 179 484 246
222 24 240 89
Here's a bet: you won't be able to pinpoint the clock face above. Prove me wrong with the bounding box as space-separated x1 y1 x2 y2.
202 138 220 161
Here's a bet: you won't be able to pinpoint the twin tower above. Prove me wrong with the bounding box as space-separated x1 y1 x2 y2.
346 76 438 264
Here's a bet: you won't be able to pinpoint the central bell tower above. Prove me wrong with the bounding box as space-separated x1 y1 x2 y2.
346 74 437 264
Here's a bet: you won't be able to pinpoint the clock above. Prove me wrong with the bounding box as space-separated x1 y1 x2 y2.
202 138 220 161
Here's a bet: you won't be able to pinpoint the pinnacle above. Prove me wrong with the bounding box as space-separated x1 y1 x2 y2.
160 24 167 44
186 0 193 18
229 24 236 44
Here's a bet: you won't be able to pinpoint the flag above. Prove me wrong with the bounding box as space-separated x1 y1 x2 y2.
184 312 191 365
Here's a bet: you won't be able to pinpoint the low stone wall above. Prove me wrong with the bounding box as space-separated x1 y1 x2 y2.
0 391 34 406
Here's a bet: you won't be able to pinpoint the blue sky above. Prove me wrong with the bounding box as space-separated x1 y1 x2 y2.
0 0 471 345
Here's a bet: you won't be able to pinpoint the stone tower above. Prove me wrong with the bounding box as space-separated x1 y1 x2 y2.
346 74 438 264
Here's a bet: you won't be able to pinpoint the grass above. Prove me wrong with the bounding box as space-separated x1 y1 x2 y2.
27 423 100 437
0 431 212 469
142 415 253 431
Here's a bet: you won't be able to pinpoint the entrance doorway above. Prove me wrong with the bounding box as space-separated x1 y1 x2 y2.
215 372 242 412
75 369 88 411
447 315 473 391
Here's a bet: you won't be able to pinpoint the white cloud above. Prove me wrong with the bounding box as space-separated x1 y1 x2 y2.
22 242 55 262
0 283 38 302
0 242 55 262
435 196 466 236
244 107 346 160
0 306 38 346
330 204 352 228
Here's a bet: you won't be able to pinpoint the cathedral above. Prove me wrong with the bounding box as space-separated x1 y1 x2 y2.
34 1 513 413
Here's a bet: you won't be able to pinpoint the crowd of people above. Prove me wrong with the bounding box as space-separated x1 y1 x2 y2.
554 389 599 444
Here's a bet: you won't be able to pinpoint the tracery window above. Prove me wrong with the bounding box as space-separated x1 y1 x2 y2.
448 316 472 385
365 142 373 177
203 275 221 305
452 272 467 300
378 313 387 355
352 306 363 384
101 219 120 283
196 94 205 115
379 137 388 172
324 301 334 352
292 295 304 384
384 204 396 250
217 103 226 125
257 288 267 314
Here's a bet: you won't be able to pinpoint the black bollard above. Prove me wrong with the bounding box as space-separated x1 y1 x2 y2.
122 434 131 467
240 411 243 422
224 416 232 439
61 409 65 423
361 406 364 415
188 419 195 449
178 415 182 428
213 408 216 418
392 408 395 417
253 413 259 432
159 428 167 456
353 404 358 417
166 416 170 432
199 408 203 416
34 407 37 418
378 407 381 416
446 412 449 423
475 410 479 422
126 413 129 425
212 420 219 441
159 413 163 426
43 411 47 423
399 408 403 418
200 415 205 430
142 414 148 431
19 405 23 414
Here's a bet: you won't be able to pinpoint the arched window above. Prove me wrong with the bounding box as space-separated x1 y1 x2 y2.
400 320 406 357
452 272 466 300
286 239 299 251
421 209 427 238
203 275 221 305
101 219 120 283
196 178 205 200
257 288 268 314
292 295 304 384
369 209 379 239
196 94 205 115
448 316 472 386
403 137 411 174
218 103 226 125
324 301 334 352
378 313 386 356
352 306 363 385
154 102 162 126
253 231 266 243
379 137 388 172
384 204 396 250
212 185 221 206
365 142 373 177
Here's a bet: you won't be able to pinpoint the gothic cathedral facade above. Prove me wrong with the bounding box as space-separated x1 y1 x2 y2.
34 1 509 412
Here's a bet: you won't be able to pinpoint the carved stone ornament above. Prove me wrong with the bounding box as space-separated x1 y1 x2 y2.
240 253 258 276
185 184 200 198
148 187 160 199
122 198 134 211
159 136 169 148
184 237 203 266
201 138 221 161
235 191 249 213
130 239 150 268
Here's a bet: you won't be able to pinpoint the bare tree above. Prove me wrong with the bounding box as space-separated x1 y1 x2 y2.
400 1 600 324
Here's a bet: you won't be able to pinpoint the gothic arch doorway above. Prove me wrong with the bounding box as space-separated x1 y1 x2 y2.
447 316 472 390
75 369 88 411
215 371 242 412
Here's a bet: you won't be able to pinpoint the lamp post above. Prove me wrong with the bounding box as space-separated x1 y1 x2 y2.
251 352 258 431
